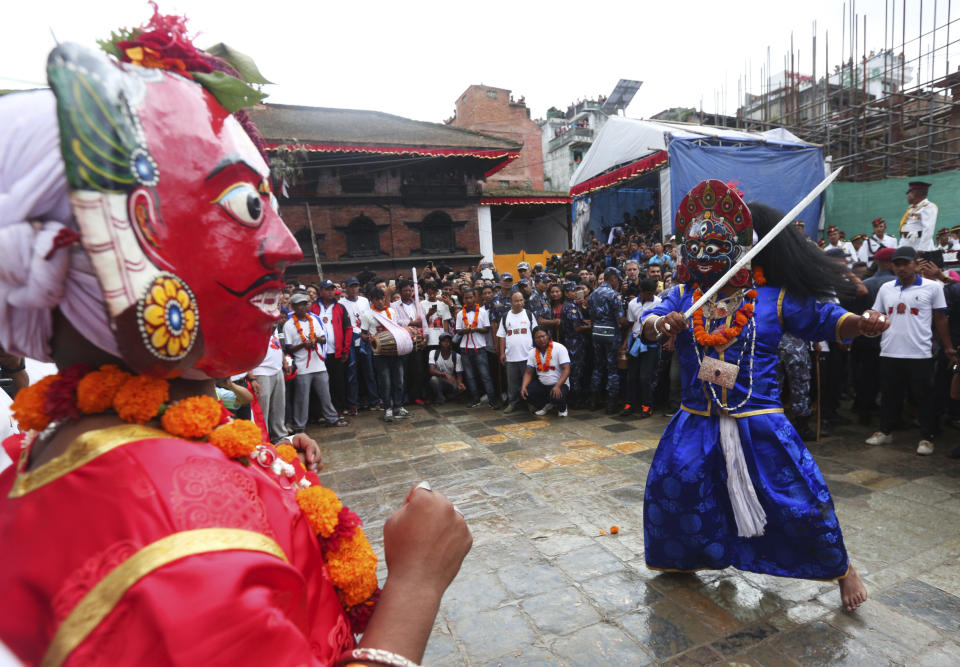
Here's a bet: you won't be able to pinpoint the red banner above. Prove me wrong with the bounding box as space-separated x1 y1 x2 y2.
570 151 668 197
480 196 571 205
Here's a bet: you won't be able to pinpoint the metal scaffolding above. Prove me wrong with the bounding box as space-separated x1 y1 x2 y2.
734 0 960 182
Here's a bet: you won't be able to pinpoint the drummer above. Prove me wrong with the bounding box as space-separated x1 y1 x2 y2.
360 287 411 423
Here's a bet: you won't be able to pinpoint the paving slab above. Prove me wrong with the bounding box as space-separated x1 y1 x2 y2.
309 403 960 665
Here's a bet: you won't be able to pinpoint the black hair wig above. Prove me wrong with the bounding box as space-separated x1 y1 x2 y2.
749 202 853 299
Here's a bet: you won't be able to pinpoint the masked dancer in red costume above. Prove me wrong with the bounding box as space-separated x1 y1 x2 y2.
0 7 470 666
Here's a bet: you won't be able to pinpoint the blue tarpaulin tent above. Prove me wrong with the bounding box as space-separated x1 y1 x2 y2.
569 118 825 248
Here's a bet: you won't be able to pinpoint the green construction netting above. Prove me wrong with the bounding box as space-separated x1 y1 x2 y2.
824 169 960 239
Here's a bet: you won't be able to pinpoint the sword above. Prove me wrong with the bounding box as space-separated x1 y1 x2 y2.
680 167 843 320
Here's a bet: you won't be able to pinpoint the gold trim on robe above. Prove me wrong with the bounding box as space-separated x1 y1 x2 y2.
680 405 784 419
835 311 855 343
10 424 170 498
42 528 288 667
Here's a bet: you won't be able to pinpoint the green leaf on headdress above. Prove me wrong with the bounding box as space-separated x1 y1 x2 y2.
192 71 267 113
96 27 143 60
204 43 273 85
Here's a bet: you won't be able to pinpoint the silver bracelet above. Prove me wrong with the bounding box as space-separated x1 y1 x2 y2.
654 315 670 334
335 648 421 667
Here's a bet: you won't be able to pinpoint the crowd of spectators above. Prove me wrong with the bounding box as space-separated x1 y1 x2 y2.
2 214 957 457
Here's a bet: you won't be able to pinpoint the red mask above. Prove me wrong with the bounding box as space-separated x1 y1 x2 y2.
49 44 302 377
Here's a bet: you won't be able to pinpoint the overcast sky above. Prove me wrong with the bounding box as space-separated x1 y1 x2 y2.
4 1 955 124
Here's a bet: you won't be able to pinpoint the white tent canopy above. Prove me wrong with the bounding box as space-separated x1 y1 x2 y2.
570 117 814 189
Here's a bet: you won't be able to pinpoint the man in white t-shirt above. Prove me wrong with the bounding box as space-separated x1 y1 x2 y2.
282 293 346 433
394 279 426 404
422 281 453 348
455 288 500 409
340 277 377 411
246 330 290 442
866 246 956 455
521 327 571 417
427 333 465 404
360 287 410 422
621 278 661 417
496 291 537 413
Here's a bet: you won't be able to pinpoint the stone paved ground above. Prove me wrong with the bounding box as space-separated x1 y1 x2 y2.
306 404 960 666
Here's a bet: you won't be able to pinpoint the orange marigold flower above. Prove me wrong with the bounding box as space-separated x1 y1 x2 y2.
208 419 261 458
610 525 620 535
746 289 758 299
10 375 59 432
76 365 131 414
753 266 767 286
112 375 169 424
161 395 222 438
276 443 298 463
296 485 343 538
327 528 379 607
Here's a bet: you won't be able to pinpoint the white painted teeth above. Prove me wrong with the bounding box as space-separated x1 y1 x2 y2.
249 289 281 315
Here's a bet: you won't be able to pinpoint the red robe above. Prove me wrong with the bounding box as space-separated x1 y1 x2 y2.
0 426 354 666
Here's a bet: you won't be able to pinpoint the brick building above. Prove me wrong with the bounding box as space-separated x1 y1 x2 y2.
247 104 520 282
447 85 544 190
445 85 572 269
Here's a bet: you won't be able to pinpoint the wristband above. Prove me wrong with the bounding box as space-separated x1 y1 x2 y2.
335 648 420 667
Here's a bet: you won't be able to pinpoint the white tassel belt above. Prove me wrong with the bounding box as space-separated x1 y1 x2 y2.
718 415 767 538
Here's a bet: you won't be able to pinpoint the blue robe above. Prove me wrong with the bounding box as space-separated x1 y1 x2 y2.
642 285 855 580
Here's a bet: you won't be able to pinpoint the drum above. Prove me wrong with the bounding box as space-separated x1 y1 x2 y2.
409 327 426 351
371 331 399 356
370 327 424 356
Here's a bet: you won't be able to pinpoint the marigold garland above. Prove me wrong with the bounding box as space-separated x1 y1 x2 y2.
461 304 479 328
535 342 553 372
276 443 299 464
208 419 261 459
10 376 60 432
753 266 767 286
691 279 761 349
11 361 381 632
113 375 169 424
161 394 222 438
44 364 94 422
77 365 132 414
326 527 380 608
297 485 343 538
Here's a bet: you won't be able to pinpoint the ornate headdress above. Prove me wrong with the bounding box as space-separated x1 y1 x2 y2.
0 5 300 377
674 180 753 288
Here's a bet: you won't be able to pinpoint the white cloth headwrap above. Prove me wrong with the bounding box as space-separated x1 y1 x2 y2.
0 90 118 361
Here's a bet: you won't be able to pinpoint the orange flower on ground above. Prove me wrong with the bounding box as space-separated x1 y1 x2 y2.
327 527 379 607
276 443 298 464
76 365 131 414
161 395 222 438
610 526 620 535
208 420 261 458
113 376 169 424
297 486 343 538
10 375 59 432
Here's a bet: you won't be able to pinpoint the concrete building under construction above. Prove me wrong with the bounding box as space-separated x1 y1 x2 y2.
729 1 960 183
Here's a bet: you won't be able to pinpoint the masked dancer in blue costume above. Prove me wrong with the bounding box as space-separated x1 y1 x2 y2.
641 181 889 612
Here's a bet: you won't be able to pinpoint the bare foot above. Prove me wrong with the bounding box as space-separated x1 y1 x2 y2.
838 564 867 612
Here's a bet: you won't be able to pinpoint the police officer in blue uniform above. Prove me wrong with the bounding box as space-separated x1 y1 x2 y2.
560 281 590 406
588 267 625 412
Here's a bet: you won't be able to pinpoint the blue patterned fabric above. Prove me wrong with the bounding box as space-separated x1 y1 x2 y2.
642 285 853 579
